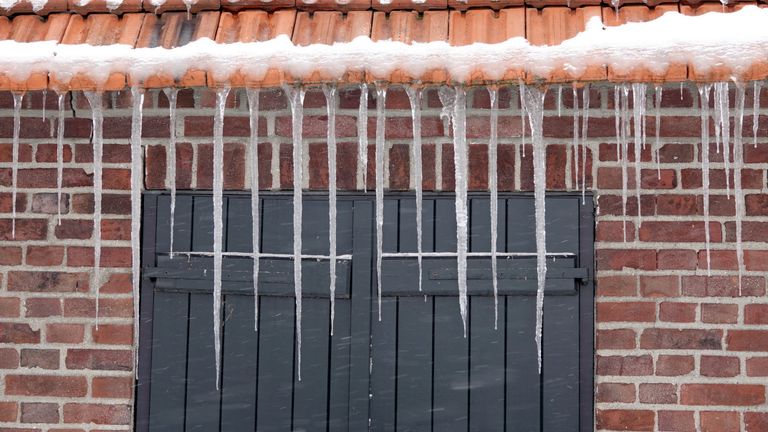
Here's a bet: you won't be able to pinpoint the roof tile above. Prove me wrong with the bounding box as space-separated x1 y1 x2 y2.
371 0 448 12
295 0 371 11
68 0 143 15
145 0 221 14
448 0 523 11
0 14 70 90
0 0 67 16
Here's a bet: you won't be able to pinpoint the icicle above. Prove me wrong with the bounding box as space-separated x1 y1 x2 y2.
375 84 387 321
525 86 547 374
614 85 621 161
556 84 563 117
285 85 305 380
581 85 590 204
654 85 663 179
56 93 66 224
487 86 499 330
620 85 630 242
632 83 647 237
323 84 338 336
571 86 579 192
10 92 22 238
754 81 762 148
163 88 179 257
714 85 722 155
716 83 731 197
698 84 713 276
84 92 104 326
611 0 619 15
451 85 469 338
212 87 230 389
41 89 46 121
358 83 369 190
406 85 424 294
734 84 746 294
247 88 260 331
130 87 144 374
520 84 527 158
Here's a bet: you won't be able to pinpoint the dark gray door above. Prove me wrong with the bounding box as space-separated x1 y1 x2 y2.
136 193 593 432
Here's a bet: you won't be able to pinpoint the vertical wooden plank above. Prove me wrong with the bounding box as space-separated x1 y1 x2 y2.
370 297 397 432
396 297 433 431
432 296 469 432
303 198 329 255
261 197 292 254
191 195 214 252
336 199 355 255
470 197 490 253
469 297 505 431
434 198 456 252
399 198 418 252
184 293 221 431
542 295 580 432
225 196 252 253
579 196 595 432
136 194 158 432
256 296 295 431
547 197 579 253
293 298 331 429
220 294 258 432
148 292 189 432
505 197 534 253
505 296 539 432
328 297 351 432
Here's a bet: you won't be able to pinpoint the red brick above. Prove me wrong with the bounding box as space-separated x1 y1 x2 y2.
8 271 89 293
387 144 409 190
92 376 133 399
596 329 636 350
656 194 700 216
597 382 635 403
659 302 696 323
745 412 768 432
100 273 131 294
698 250 738 271
656 355 694 377
700 355 740 377
682 275 765 297
700 411 740 432
596 409 654 431
92 324 132 345
640 329 722 350
0 323 40 343
597 249 656 271
0 297 20 318
745 304 768 324
640 275 679 298
0 219 48 241
745 250 768 271
469 144 488 190
0 401 17 422
681 384 764 406
746 357 768 376
20 349 59 370
30 193 68 215
46 323 84 344
597 167 676 189
97 298 133 318
596 275 636 297
20 403 58 424
144 144 166 189
597 301 655 322
728 330 768 351
701 303 738 324
658 410 695 432
596 220 635 242
639 221 721 243
0 247 22 265
0 348 20 369
746 194 768 216
195 143 246 190
63 298 95 318
65 349 132 371
55 219 93 240
6 375 87 397
26 246 65 266
62 404 131 425
639 383 677 404
101 219 131 241
35 143 72 163
597 355 653 376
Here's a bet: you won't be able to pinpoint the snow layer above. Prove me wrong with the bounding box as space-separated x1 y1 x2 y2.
3 8 768 87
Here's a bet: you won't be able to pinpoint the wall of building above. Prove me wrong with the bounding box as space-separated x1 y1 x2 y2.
0 83 767 431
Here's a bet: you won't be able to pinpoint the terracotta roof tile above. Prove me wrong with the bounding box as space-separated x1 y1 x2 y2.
219 0 295 12
295 0 371 11
371 0 447 12
448 0 522 11
0 0 67 16
146 0 221 14
0 14 70 90
68 0 143 15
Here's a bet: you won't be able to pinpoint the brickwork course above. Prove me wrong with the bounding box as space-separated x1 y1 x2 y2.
0 82 768 431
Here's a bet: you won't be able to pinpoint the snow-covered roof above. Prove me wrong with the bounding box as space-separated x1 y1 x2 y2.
0 3 766 90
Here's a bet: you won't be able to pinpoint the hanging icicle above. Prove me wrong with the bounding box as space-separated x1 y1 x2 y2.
572 86 579 192
129 87 144 374
375 83 387 321
581 85 590 204
163 88 179 257
323 84 338 336
632 83 647 237
614 85 621 161
698 84 713 275
524 85 547 374
84 91 104 325
212 87 230 389
358 83 369 190
734 84 746 294
285 85 305 380
11 92 23 238
619 85 630 241
715 82 731 197
519 83 527 158
56 92 66 224
556 84 563 117
452 85 469 338
754 81 762 148
654 85 663 179
487 86 500 330
405 85 424 293
247 88 260 331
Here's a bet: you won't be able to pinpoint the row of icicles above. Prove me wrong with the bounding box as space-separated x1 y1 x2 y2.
3 80 760 385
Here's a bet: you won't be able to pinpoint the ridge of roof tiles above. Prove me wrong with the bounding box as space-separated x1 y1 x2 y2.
0 0 759 16
0 2 763 90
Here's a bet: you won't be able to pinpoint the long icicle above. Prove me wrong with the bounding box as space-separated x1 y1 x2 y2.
84 91 104 326
620 85 629 242
375 83 387 321
654 85 663 178
129 87 144 374
572 86 579 192
358 83 369 190
323 84 338 335
11 92 23 238
247 88 260 331
520 82 527 158
734 83 746 294
164 88 179 257
452 85 469 338
212 87 230 389
614 85 621 161
718 83 731 197
525 86 547 374
56 92 66 224
699 84 713 276
581 85 590 204
406 85 424 293
632 83 647 238
285 85 305 379
754 81 762 148
488 86 499 329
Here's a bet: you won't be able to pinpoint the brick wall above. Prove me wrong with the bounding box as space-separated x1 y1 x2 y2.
0 83 767 431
